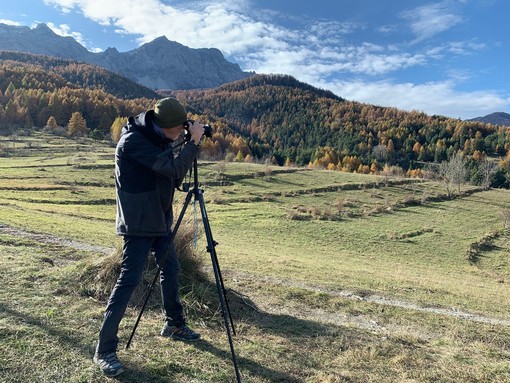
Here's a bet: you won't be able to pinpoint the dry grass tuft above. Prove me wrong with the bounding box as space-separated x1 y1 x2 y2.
72 216 216 318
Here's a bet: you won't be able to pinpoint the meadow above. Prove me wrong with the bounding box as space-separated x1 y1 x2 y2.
0 131 509 383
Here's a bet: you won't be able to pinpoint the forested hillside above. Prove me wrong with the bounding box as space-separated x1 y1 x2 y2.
0 51 157 135
176 75 510 176
167 74 510 187
1 52 509 187
0 51 159 99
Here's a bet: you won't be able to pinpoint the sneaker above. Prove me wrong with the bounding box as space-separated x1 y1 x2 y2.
93 351 125 377
161 323 201 342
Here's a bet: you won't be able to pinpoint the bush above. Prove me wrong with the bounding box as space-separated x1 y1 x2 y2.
89 129 105 140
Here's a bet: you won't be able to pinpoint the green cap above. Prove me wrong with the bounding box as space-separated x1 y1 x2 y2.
153 97 187 128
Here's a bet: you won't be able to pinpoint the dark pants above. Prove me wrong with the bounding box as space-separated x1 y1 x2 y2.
96 234 183 354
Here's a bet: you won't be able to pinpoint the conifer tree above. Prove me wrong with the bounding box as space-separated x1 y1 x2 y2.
235 150 244 162
244 154 253 163
46 116 58 131
67 111 88 137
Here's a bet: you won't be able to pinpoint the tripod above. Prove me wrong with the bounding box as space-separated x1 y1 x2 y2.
126 157 242 383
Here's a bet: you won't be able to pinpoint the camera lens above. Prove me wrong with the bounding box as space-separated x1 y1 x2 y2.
183 120 212 139
203 125 213 138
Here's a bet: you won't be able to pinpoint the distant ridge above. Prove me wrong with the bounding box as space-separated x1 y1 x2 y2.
0 23 253 90
467 112 510 126
0 50 160 99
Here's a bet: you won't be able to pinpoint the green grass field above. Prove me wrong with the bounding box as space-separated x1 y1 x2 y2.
1 132 509 382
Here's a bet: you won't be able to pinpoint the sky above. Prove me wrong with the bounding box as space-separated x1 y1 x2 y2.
1 0 509 120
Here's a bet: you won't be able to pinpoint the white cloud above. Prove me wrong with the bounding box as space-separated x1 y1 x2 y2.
401 1 464 42
46 22 85 44
252 44 429 85
43 0 78 14
425 40 486 60
324 79 509 119
378 25 395 34
445 41 486 55
43 0 284 53
308 20 363 44
0 19 24 26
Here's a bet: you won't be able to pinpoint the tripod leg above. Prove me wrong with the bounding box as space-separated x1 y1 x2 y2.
211 251 236 334
196 189 242 382
196 189 236 334
125 190 194 349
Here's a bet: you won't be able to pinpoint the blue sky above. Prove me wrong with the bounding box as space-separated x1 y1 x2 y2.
1 0 509 119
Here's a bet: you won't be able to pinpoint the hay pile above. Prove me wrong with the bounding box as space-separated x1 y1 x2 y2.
74 216 217 318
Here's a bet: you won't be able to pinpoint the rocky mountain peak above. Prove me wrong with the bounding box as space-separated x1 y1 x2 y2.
33 23 55 34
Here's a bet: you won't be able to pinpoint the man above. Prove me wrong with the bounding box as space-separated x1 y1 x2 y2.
93 98 205 377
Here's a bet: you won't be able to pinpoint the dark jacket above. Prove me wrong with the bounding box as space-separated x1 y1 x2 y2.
115 110 199 236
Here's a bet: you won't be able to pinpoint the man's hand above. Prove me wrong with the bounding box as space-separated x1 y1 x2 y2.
188 121 205 145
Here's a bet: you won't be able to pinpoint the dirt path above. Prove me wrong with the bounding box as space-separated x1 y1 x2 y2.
2 224 509 329
0 224 112 254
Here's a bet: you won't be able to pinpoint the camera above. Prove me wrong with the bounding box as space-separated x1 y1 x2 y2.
183 120 213 138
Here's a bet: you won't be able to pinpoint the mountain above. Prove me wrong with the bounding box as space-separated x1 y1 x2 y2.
0 23 253 90
0 23 90 60
468 112 510 126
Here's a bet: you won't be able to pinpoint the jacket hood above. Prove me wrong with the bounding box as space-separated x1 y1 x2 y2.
122 110 170 146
